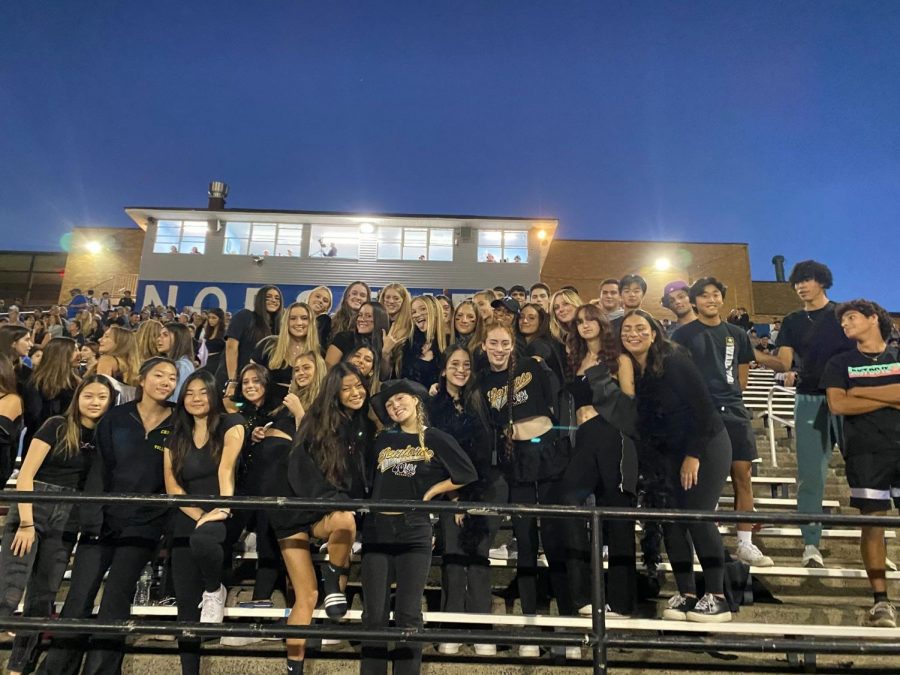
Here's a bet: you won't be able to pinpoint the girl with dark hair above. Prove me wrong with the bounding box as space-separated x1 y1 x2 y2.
200 308 226 375
36 357 179 675
451 300 483 352
23 337 80 455
163 370 245 674
306 286 334 349
429 345 506 656
0 324 33 391
159 322 197 400
619 309 733 622
328 281 370 342
0 355 25 488
0 375 115 675
222 285 283 399
270 362 374 675
253 302 321 390
363 378 476 675
325 301 389 368
519 302 567 385
478 321 570 656
558 304 638 621
435 294 454 341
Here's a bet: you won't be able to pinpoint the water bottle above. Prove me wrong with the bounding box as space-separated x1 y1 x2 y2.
133 563 153 606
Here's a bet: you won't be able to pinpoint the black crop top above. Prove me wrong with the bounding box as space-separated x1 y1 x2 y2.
567 375 593 409
480 357 555 429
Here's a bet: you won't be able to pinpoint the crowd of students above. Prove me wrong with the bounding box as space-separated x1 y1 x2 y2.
0 259 898 675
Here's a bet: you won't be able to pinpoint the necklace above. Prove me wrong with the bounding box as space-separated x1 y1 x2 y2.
857 345 887 363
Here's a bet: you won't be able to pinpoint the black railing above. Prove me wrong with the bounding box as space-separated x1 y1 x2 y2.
3 491 900 674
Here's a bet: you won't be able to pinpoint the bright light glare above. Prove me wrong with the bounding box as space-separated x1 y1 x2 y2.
85 241 103 254
537 230 547 240
654 257 671 271
359 222 375 234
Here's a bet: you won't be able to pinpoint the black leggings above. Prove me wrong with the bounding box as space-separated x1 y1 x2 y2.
507 477 573 616
558 415 636 613
661 429 732 596
361 513 433 675
36 529 161 675
172 517 230 675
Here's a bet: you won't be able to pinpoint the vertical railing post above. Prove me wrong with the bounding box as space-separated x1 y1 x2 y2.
590 509 607 674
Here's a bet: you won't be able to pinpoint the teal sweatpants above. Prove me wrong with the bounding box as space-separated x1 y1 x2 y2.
794 393 842 546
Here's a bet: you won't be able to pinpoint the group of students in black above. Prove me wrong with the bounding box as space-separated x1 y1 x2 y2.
7 264 895 674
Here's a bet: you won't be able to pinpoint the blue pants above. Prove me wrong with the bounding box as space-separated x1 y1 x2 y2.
794 394 842 546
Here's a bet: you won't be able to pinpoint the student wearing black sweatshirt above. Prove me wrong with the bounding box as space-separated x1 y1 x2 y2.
620 310 733 623
37 356 179 675
363 379 477 675
270 362 374 675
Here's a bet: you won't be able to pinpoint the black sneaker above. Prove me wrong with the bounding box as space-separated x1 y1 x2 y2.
686 593 732 623
661 593 697 621
321 563 349 619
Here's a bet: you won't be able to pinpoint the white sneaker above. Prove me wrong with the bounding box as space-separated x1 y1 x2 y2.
242 532 257 554
736 541 774 567
551 644 581 659
886 557 898 572
322 638 343 646
489 543 517 560
220 636 262 647
577 603 592 617
199 584 226 623
474 643 497 655
438 643 461 654
801 545 824 569
518 644 540 657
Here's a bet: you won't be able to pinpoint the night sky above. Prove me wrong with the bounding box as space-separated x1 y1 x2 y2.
2 1 899 307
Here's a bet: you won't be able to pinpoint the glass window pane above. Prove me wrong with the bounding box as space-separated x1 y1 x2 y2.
276 224 303 246
251 224 277 242
225 222 251 239
180 241 205 254
402 245 427 260
378 243 401 260
478 230 502 245
156 220 181 239
153 240 180 254
504 231 528 248
505 247 528 263
275 243 300 257
248 241 275 256
182 221 209 237
403 228 427 246
430 228 453 245
310 225 358 259
378 226 402 243
478 246 502 262
223 237 248 255
428 245 453 261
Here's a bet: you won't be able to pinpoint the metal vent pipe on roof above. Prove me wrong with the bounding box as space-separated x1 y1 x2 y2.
772 255 786 282
208 181 229 210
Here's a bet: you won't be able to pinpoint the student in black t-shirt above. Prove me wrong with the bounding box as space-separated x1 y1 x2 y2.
324 301 389 368
0 375 115 675
221 285 283 399
0 354 24 489
822 299 900 628
674 278 773 568
754 260 854 568
252 302 322 391
36 357 179 675
363 379 476 675
271 363 373 675
163 370 245 674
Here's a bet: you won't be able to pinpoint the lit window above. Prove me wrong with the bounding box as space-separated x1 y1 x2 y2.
310 225 358 259
477 230 528 263
152 220 208 254
223 222 304 257
376 227 454 261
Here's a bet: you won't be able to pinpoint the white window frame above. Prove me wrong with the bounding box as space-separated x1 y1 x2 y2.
222 222 304 257
376 227 454 262
153 220 208 254
477 229 529 263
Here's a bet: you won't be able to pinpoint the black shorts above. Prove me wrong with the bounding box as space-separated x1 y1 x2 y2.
845 444 900 512
721 412 757 463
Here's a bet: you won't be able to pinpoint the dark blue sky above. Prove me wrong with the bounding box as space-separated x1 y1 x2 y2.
2 1 899 306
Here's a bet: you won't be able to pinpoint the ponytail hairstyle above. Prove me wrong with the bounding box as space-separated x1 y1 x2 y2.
163 322 195 362
30 337 79 399
472 290 496 321
483 320 517 459
565 304 620 378
295 362 367 486
54 374 116 459
330 281 371 340
549 288 584 342
261 302 320 370
168 370 227 488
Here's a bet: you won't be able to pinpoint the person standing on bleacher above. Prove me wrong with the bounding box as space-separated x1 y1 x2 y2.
753 260 854 569
821 299 900 628
673 278 774 567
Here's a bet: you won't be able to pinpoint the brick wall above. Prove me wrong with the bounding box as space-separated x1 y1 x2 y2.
59 227 145 303
752 281 801 320
540 239 754 319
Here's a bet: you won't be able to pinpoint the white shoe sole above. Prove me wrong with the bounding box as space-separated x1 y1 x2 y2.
686 611 733 623
473 644 497 656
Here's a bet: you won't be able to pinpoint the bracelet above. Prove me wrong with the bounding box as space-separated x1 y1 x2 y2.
18 524 34 529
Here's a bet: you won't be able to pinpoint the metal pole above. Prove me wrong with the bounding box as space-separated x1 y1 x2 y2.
590 509 607 674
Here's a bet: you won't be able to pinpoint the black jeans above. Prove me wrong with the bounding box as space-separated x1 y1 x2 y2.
0 482 77 673
172 515 229 675
36 527 163 675
559 416 637 613
440 475 508 616
507 477 572 616
361 513 433 675
661 429 732 596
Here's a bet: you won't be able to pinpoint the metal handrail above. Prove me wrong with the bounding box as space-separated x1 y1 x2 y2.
766 383 796 467
3 491 900 674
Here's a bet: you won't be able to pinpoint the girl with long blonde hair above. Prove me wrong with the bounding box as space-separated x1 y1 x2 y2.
549 288 584 343
253 302 321 392
94 325 140 387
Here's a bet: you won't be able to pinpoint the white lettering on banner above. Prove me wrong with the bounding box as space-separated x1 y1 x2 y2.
143 284 179 309
193 287 228 312
244 287 262 311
